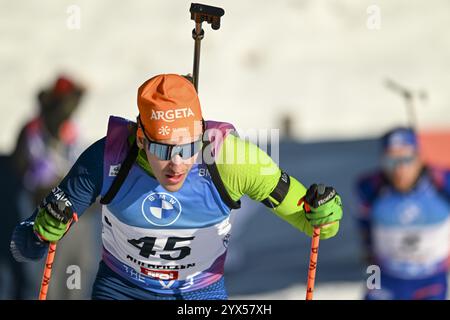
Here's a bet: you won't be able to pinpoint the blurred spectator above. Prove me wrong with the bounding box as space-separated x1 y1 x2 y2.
0 75 88 299
355 127 450 300
10 76 84 205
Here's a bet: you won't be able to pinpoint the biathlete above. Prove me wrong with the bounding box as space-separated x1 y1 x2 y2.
11 74 343 300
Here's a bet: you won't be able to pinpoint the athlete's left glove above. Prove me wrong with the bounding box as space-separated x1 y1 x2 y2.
303 183 343 227
33 198 76 243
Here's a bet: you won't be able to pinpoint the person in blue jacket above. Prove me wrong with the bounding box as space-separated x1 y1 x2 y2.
356 127 450 300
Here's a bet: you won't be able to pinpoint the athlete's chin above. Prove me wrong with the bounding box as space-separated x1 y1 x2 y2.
162 184 183 192
160 177 187 192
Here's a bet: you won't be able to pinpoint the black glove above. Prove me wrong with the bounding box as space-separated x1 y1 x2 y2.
303 184 343 226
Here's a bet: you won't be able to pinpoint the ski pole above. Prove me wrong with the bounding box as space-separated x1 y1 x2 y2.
299 195 322 300
306 226 321 300
38 212 78 300
39 242 57 300
384 78 427 130
189 3 224 92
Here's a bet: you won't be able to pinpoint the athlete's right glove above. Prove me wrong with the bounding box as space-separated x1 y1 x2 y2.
303 183 343 227
33 199 75 243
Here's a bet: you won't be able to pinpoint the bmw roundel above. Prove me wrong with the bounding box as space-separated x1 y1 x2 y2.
141 193 182 226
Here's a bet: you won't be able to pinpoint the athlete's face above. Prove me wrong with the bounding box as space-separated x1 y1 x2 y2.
382 145 422 192
138 125 203 192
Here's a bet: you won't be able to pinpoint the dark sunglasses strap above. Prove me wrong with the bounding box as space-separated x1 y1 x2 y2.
100 142 139 205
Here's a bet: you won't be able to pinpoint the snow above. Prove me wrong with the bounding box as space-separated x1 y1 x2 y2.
232 282 365 300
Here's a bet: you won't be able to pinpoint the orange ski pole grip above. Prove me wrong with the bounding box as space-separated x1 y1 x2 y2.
39 242 57 300
299 198 321 300
306 226 321 300
38 213 78 300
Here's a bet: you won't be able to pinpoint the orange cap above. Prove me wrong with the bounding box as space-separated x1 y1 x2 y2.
137 74 203 141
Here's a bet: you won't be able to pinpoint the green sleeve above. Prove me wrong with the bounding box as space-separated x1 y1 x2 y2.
215 134 338 239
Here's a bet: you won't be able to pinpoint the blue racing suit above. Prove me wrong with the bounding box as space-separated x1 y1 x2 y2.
356 167 450 300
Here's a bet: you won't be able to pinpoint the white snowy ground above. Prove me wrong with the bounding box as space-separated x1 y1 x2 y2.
1 0 450 154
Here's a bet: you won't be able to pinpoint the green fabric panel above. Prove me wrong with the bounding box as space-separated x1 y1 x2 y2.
215 134 281 202
130 131 339 239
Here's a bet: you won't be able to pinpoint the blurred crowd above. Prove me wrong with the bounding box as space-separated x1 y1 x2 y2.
0 75 101 299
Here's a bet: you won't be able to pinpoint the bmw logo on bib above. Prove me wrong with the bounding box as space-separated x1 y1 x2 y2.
141 193 182 226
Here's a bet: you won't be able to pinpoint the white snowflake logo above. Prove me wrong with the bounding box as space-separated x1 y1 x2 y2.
158 126 171 136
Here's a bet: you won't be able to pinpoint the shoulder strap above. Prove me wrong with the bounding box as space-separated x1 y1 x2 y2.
100 120 242 210
100 142 139 205
202 140 241 210
100 140 241 209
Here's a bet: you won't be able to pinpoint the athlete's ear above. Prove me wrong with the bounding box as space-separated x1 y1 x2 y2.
136 128 145 149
